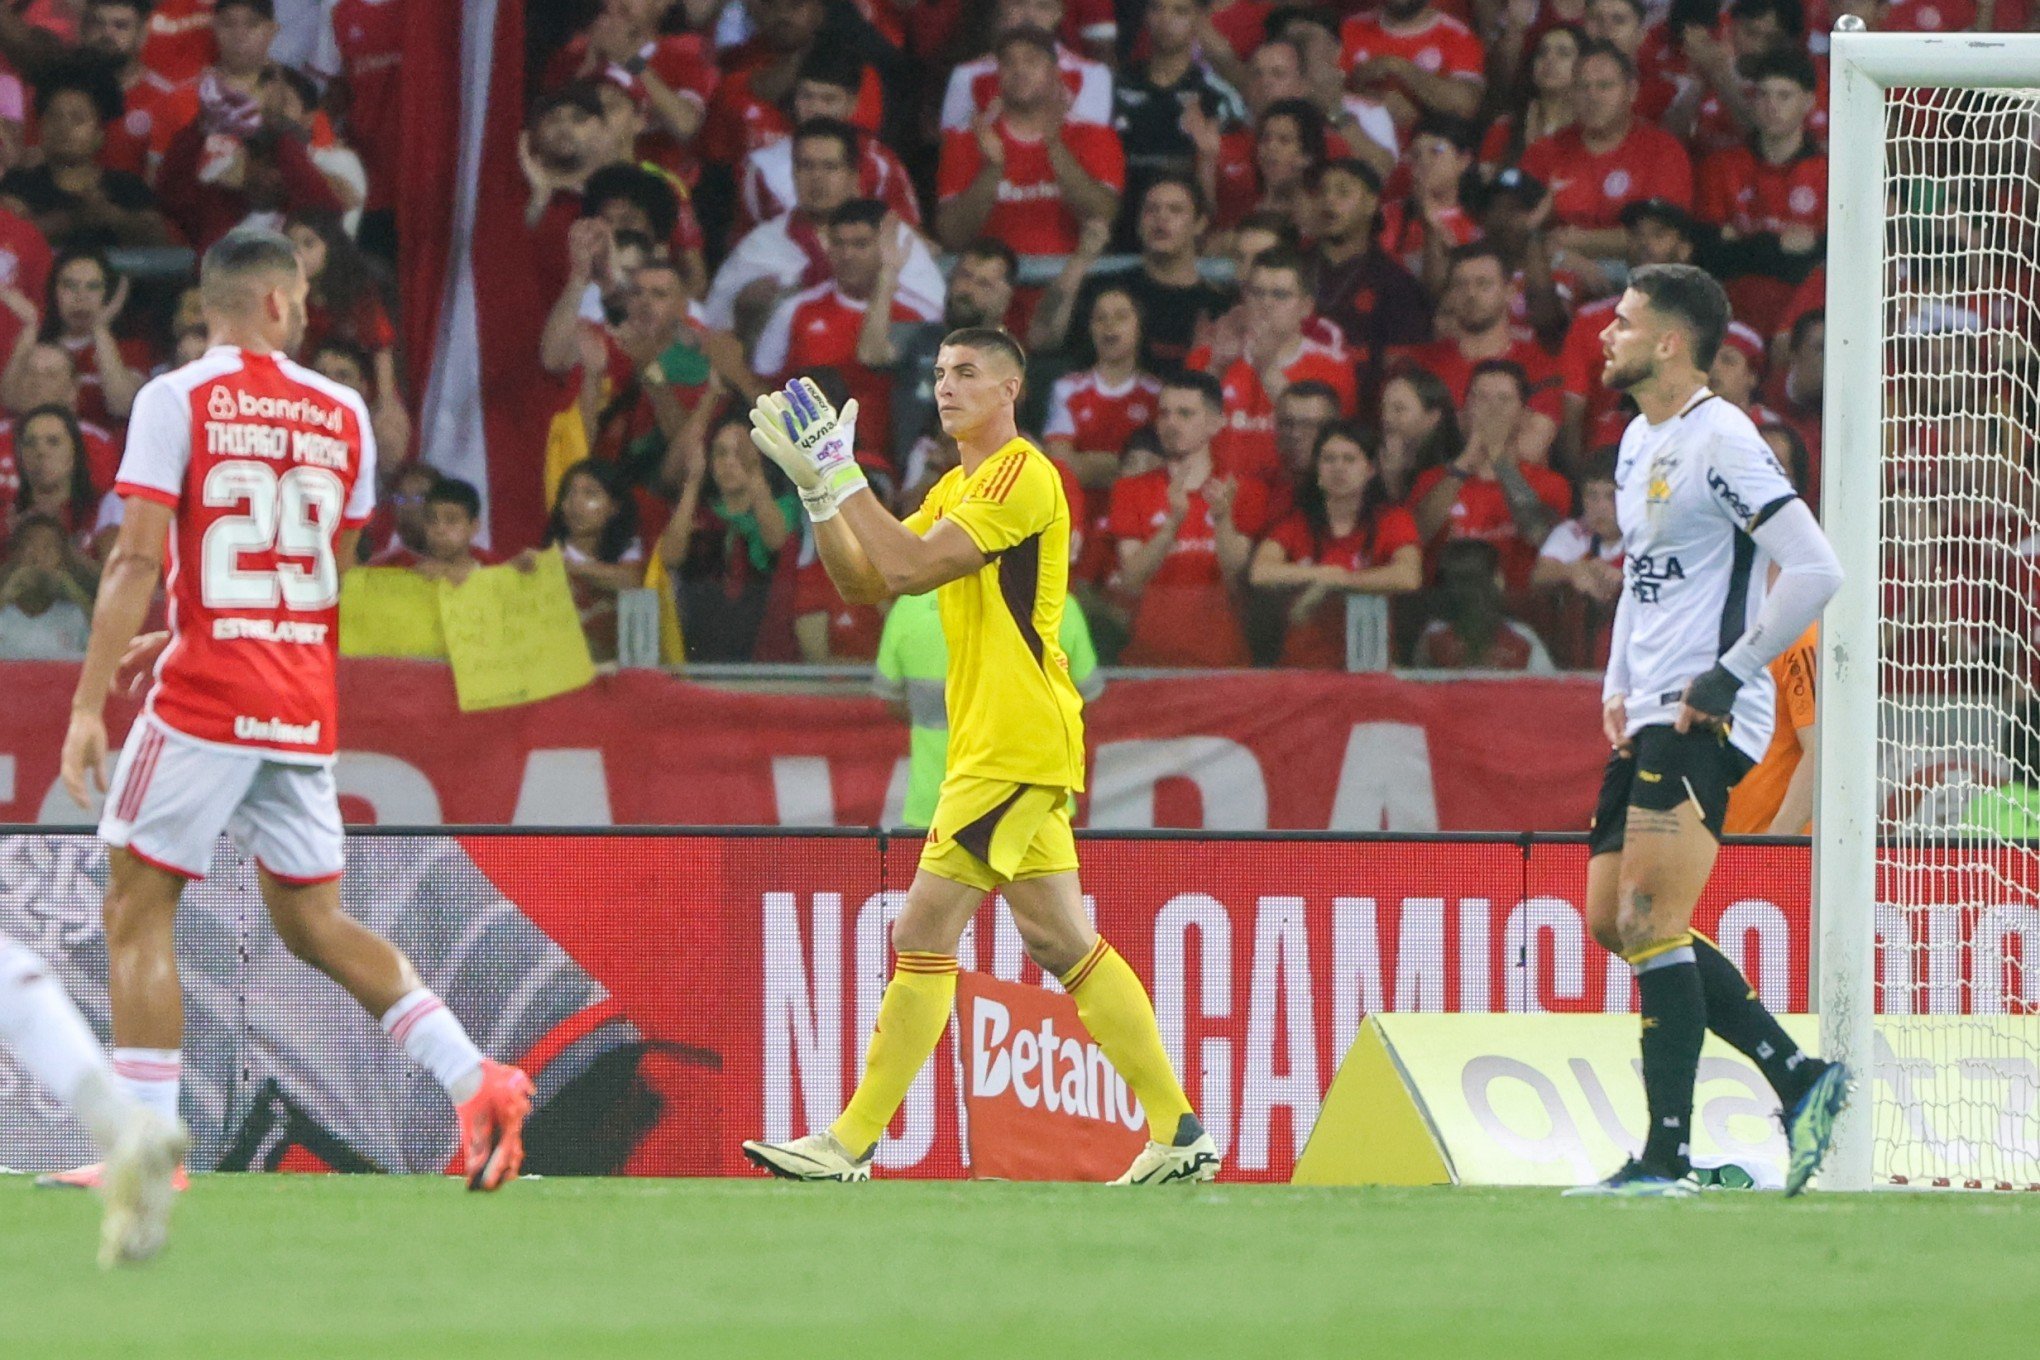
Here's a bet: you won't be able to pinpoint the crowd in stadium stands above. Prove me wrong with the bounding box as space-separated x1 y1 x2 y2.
0 0 2030 672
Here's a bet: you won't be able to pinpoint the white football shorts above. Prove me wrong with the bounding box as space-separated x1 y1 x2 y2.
98 715 346 883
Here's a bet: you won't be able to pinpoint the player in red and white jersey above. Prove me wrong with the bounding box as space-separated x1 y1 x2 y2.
57 229 533 1195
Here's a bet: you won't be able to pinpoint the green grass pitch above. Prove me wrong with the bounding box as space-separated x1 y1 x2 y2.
0 1176 2031 1358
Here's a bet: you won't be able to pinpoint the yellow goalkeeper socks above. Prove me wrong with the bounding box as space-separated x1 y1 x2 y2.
1061 939 1195 1143
829 952 958 1155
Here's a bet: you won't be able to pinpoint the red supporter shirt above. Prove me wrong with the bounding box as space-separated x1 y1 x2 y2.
736 134 921 233
750 281 941 467
589 324 710 465
61 333 158 428
1408 461 1572 592
139 0 215 86
936 120 1126 257
0 206 50 362
1340 12 1486 108
1264 505 1422 667
1045 368 1162 560
1413 616 1544 669
1773 263 1824 344
1698 141 1827 334
1377 200 1479 278
302 290 397 362
792 554 882 660
1043 368 1162 452
1560 295 1622 437
1109 467 1270 667
114 346 375 761
318 0 406 212
938 46 1116 133
1518 121 1693 230
546 32 718 184
701 61 885 166
1190 339 1358 488
103 73 200 180
1697 142 1827 240
1389 332 1564 422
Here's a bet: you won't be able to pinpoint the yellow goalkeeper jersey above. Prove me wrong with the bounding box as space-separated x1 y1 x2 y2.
902 437 1087 791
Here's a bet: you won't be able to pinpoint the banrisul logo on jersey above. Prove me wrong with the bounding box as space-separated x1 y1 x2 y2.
208 384 237 421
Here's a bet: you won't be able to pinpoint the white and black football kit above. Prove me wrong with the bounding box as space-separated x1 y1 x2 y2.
1590 388 1843 853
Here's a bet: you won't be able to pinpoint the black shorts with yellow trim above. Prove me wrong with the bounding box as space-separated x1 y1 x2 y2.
1587 723 1756 857
919 774 1079 892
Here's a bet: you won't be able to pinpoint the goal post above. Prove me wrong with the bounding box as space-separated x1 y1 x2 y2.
1820 30 2040 1191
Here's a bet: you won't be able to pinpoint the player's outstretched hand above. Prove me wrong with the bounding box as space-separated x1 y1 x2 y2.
60 711 109 809
114 631 169 699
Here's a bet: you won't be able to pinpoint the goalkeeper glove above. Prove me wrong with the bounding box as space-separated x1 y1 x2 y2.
1680 663 1742 728
748 377 866 522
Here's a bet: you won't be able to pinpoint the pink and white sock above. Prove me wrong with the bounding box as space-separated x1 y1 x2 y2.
110 1046 181 1123
381 989 484 1103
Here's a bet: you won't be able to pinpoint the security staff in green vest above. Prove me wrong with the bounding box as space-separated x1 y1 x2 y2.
874 591 1103 828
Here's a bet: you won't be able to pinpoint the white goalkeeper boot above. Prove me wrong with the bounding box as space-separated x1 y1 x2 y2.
741 1129 874 1183
1112 1114 1221 1186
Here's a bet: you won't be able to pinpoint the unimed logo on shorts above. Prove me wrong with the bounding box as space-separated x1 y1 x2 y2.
957 974 1148 1180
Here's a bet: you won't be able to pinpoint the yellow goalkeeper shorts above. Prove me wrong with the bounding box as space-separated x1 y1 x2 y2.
918 775 1078 892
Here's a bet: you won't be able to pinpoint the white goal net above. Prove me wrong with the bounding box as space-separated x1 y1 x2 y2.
1824 36 2040 1191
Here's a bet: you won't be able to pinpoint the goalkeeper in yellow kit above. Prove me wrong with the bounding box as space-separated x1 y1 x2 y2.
740 332 1218 1185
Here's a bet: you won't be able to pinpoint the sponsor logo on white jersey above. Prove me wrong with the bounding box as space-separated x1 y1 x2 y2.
209 387 345 432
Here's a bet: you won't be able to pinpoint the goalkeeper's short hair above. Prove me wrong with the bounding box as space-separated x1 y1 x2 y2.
942 327 1027 376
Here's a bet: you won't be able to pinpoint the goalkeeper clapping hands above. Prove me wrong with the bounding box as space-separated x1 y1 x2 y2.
748 377 869 522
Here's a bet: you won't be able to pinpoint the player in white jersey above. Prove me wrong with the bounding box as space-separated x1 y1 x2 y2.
0 933 187 1265
55 229 534 1195
1568 264 1852 1198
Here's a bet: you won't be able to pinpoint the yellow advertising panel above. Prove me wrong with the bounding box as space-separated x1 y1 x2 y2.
438 550 596 712
1297 1015 2040 1189
338 566 447 658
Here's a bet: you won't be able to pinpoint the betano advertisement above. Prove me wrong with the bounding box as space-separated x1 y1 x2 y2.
0 832 2029 1182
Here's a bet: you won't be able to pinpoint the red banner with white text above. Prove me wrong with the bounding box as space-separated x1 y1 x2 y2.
454 833 1817 1182
6 830 2035 1182
0 661 1605 832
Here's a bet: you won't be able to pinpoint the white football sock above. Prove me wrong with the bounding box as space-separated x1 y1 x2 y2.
0 938 130 1148
381 988 484 1103
111 1046 182 1123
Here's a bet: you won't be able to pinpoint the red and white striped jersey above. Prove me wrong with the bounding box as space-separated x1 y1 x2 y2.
114 346 376 763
